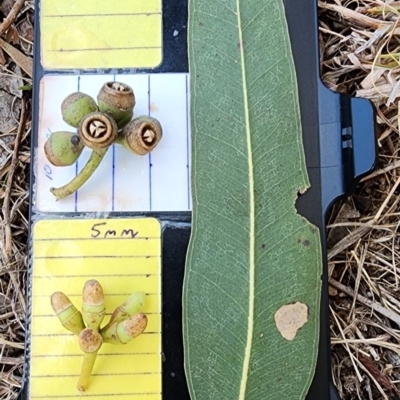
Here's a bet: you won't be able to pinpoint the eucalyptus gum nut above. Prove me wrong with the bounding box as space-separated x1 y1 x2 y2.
44 131 84 166
97 82 135 129
61 92 98 128
98 100 133 129
79 112 118 149
119 116 162 155
117 111 134 129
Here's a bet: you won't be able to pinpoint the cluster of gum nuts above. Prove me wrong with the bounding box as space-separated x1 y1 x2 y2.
51 280 148 392
44 81 162 201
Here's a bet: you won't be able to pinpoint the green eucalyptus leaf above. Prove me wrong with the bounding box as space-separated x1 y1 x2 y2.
183 1 322 399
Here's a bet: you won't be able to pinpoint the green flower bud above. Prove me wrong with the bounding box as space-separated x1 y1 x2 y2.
61 92 98 128
117 115 162 155
101 313 148 345
50 292 85 335
82 279 106 331
97 82 135 129
44 131 84 166
101 291 146 332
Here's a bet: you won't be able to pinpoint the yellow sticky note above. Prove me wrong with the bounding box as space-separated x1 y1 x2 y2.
30 218 162 400
40 0 162 69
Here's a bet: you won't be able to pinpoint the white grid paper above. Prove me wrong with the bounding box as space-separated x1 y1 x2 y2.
36 73 191 213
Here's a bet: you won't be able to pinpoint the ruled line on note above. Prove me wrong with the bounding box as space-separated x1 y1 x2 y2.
33 273 157 278
34 237 157 241
30 393 161 399
43 12 162 18
31 372 162 378
31 351 159 358
32 312 161 318
34 292 159 297
32 332 160 337
34 255 159 259
51 46 161 53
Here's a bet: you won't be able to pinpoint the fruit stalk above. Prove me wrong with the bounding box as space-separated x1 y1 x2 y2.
77 328 103 392
50 148 108 200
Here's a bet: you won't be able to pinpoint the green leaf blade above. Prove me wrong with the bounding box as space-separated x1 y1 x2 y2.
184 0 322 399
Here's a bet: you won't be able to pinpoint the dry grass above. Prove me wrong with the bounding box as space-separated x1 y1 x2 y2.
320 0 400 398
0 0 32 398
0 0 399 399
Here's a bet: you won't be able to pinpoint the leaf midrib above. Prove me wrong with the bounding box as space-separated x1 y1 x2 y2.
236 1 255 400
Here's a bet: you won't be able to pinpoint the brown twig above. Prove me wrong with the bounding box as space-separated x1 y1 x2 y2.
358 354 400 399
329 277 400 327
1 95 28 263
0 357 23 366
0 0 26 38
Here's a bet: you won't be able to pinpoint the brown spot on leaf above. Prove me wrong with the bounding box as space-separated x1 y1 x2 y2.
302 239 310 247
274 302 308 341
261 243 266 249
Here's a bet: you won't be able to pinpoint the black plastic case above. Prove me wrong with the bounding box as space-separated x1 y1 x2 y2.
21 0 376 399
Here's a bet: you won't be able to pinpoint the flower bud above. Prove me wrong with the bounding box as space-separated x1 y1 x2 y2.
82 279 106 331
101 291 146 331
101 313 148 345
50 292 85 335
